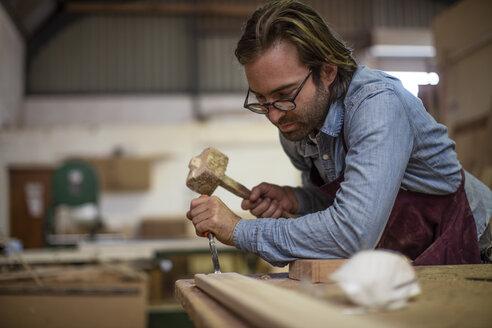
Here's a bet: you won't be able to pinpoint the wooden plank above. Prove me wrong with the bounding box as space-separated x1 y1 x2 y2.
175 279 250 328
289 259 347 282
194 272 388 328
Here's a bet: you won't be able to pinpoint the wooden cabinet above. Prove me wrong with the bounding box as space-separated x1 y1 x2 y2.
9 166 54 248
85 157 151 191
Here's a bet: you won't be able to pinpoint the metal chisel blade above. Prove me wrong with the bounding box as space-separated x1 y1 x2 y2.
207 233 221 274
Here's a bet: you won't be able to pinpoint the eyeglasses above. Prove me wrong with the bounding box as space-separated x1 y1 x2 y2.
243 71 312 114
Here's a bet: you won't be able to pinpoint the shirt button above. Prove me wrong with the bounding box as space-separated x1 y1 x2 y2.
322 154 329 160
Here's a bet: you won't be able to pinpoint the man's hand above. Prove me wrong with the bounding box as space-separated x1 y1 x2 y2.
186 196 241 246
241 182 298 218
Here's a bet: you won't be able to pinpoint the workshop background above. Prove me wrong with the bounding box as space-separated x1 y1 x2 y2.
0 0 490 327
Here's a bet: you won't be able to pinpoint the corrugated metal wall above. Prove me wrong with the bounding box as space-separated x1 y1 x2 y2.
28 15 191 93
199 35 247 92
26 0 452 94
372 0 447 27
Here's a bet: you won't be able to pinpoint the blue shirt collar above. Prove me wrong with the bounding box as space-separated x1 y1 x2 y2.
296 95 345 158
319 65 370 138
320 98 344 138
296 66 370 154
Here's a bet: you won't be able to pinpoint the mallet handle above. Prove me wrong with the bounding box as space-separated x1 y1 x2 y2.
219 175 251 199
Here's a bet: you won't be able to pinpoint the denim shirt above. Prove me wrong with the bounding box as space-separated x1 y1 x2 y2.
233 65 492 267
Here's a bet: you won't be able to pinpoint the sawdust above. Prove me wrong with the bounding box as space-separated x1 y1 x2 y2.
317 264 492 327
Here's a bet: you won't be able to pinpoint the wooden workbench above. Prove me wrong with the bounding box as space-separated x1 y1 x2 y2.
175 264 492 328
0 238 237 265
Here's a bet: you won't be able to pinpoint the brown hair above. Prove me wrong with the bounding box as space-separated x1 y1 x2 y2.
235 0 357 104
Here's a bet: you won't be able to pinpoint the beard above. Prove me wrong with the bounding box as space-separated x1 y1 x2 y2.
276 84 331 142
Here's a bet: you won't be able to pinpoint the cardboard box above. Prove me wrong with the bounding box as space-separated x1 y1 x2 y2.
432 0 492 124
432 0 492 178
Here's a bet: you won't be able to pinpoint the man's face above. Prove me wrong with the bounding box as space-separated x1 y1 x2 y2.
244 40 331 141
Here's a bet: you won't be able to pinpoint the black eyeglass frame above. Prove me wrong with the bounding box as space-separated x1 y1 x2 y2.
243 71 312 114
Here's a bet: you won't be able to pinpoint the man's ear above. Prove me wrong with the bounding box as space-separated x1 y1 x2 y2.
320 63 338 89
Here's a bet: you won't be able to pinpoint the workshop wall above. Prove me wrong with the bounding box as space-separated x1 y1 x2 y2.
0 120 301 236
22 93 248 126
0 4 24 128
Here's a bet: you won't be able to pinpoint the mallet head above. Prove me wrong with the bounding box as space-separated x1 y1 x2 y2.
186 147 229 196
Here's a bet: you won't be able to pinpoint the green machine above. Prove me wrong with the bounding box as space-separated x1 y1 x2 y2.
44 159 103 246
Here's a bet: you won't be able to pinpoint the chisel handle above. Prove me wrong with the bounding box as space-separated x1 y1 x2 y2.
200 195 214 238
200 195 212 237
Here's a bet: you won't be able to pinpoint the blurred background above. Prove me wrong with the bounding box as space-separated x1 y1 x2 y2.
0 0 490 327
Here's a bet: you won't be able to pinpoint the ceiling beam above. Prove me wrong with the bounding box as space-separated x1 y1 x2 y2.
0 0 27 39
65 2 258 17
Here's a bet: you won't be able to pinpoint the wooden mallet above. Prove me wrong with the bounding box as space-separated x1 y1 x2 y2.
186 147 250 198
186 147 296 218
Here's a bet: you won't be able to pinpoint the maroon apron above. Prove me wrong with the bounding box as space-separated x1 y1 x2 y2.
310 132 481 265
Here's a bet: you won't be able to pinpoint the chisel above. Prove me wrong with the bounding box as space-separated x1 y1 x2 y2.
200 195 221 274
205 231 221 274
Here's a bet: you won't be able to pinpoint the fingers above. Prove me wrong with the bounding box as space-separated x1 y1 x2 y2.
194 219 211 237
188 196 215 234
259 199 281 218
251 198 271 217
250 182 275 200
264 200 284 218
247 198 284 218
188 195 225 232
242 183 273 212
187 195 241 246
249 185 264 202
271 205 283 219
242 183 287 218
241 197 261 211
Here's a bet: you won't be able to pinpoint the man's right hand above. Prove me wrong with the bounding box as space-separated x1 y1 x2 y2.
186 195 240 246
241 182 298 218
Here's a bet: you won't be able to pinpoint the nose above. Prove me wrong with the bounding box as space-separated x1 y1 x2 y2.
267 105 286 124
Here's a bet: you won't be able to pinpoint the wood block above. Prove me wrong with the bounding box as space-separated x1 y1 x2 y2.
194 272 386 328
289 259 347 283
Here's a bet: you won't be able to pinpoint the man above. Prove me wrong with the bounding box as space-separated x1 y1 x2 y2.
187 0 492 266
